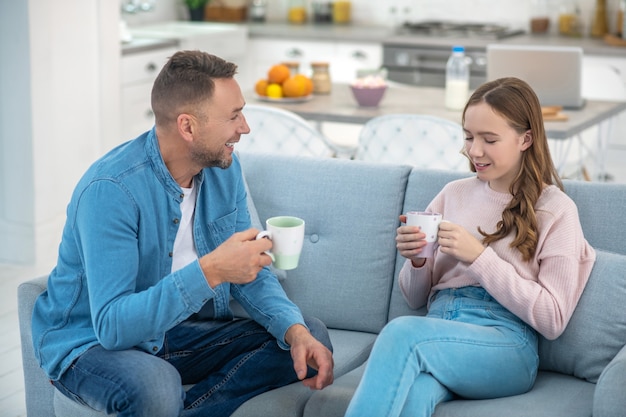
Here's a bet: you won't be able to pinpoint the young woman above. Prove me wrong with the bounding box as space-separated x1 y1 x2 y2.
344 77 596 417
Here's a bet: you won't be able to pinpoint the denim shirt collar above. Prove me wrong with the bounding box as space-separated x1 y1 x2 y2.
145 127 204 202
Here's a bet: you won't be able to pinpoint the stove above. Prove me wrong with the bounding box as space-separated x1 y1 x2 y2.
399 20 524 40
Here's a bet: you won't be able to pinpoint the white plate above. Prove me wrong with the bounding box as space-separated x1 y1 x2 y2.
255 95 313 104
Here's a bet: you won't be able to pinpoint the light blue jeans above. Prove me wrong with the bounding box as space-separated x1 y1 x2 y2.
52 316 331 417
344 286 539 417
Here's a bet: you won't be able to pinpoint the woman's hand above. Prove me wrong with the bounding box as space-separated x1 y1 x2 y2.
396 215 427 266
437 221 485 263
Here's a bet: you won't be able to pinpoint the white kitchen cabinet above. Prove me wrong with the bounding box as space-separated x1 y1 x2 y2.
120 46 178 141
333 42 383 82
246 39 333 82
246 38 382 84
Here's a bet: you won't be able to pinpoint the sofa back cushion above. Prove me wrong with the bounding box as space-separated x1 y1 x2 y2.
563 180 626 256
539 249 626 382
240 153 412 334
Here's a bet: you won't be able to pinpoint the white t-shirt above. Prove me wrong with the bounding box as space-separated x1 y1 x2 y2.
171 180 199 273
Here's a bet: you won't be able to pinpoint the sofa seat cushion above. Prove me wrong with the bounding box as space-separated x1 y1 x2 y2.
304 365 594 417
539 249 626 382
232 328 377 417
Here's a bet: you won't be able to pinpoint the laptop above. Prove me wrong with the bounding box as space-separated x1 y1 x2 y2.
486 44 585 109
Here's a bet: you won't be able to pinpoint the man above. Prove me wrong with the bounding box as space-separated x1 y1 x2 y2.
31 50 334 417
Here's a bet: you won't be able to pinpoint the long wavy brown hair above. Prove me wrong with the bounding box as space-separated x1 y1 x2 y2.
462 77 563 261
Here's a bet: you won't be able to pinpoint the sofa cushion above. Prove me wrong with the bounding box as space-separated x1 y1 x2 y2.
304 366 594 417
563 180 626 256
239 152 412 334
539 249 626 383
232 328 377 417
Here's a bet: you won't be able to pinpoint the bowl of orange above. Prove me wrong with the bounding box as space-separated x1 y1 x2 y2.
254 64 314 102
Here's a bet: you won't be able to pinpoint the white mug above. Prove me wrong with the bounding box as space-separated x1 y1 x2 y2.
406 211 443 258
256 216 305 270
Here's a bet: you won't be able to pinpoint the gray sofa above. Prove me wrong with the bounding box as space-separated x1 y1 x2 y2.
18 152 626 417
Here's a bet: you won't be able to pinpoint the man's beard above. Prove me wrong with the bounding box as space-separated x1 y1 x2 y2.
191 146 232 170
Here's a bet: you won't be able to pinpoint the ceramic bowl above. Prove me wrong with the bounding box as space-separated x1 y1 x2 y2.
350 85 387 107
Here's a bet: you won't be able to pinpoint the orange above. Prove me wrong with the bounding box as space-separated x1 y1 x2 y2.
267 64 291 84
266 83 283 99
282 76 306 98
298 74 314 96
255 78 269 96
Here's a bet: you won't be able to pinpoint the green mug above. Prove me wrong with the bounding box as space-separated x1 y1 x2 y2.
256 216 305 270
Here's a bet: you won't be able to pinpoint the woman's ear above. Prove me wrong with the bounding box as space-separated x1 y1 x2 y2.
521 129 533 151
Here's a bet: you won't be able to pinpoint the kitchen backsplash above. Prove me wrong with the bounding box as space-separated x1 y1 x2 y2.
121 0 621 36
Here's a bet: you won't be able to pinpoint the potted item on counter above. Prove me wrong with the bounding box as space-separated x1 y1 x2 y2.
184 0 211 21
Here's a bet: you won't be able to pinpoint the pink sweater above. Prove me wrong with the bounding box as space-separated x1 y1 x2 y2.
399 177 596 340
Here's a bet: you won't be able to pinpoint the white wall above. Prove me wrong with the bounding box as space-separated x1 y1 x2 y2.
0 1 35 264
0 0 120 267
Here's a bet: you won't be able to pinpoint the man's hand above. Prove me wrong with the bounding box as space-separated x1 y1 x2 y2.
285 324 334 390
199 229 273 288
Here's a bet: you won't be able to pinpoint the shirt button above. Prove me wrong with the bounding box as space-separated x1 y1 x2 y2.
180 193 185 199
169 252 173 257
152 346 158 352
173 218 180 224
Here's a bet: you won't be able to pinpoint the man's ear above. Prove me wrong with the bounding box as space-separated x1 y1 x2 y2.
177 113 195 143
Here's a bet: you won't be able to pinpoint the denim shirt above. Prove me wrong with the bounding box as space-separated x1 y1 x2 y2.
32 128 305 380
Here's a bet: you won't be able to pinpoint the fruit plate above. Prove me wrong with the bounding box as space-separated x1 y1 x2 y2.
255 95 313 104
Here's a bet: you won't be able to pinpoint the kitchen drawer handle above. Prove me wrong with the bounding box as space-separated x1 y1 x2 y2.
286 48 304 58
145 62 158 73
351 50 368 60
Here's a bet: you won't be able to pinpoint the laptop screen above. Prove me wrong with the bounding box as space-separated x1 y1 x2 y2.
486 44 585 109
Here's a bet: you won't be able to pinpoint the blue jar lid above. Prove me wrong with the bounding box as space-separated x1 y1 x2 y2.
452 45 465 53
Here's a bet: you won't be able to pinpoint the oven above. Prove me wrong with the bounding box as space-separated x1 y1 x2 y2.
383 21 524 88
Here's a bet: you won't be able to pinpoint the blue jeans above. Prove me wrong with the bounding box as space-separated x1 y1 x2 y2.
52 316 332 417
344 287 539 417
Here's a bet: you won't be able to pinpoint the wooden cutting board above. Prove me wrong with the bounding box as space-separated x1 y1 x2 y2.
604 34 626 47
542 105 569 122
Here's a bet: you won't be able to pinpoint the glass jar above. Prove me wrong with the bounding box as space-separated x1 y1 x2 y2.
311 62 331 94
249 0 267 22
558 1 582 37
618 0 625 38
332 1 352 24
530 0 550 34
312 1 332 23
590 0 608 38
288 0 307 24
282 61 300 76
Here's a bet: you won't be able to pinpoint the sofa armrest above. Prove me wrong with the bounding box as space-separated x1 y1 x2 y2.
18 275 55 417
593 343 626 417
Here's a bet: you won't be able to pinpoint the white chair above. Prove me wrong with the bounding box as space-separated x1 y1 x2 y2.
354 114 468 171
239 104 342 158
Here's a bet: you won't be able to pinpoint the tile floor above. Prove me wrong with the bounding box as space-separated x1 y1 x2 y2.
2 140 626 417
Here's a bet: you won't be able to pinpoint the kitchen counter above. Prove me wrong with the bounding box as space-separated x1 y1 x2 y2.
120 21 624 57
245 83 626 140
246 22 394 43
247 22 625 57
121 37 178 55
